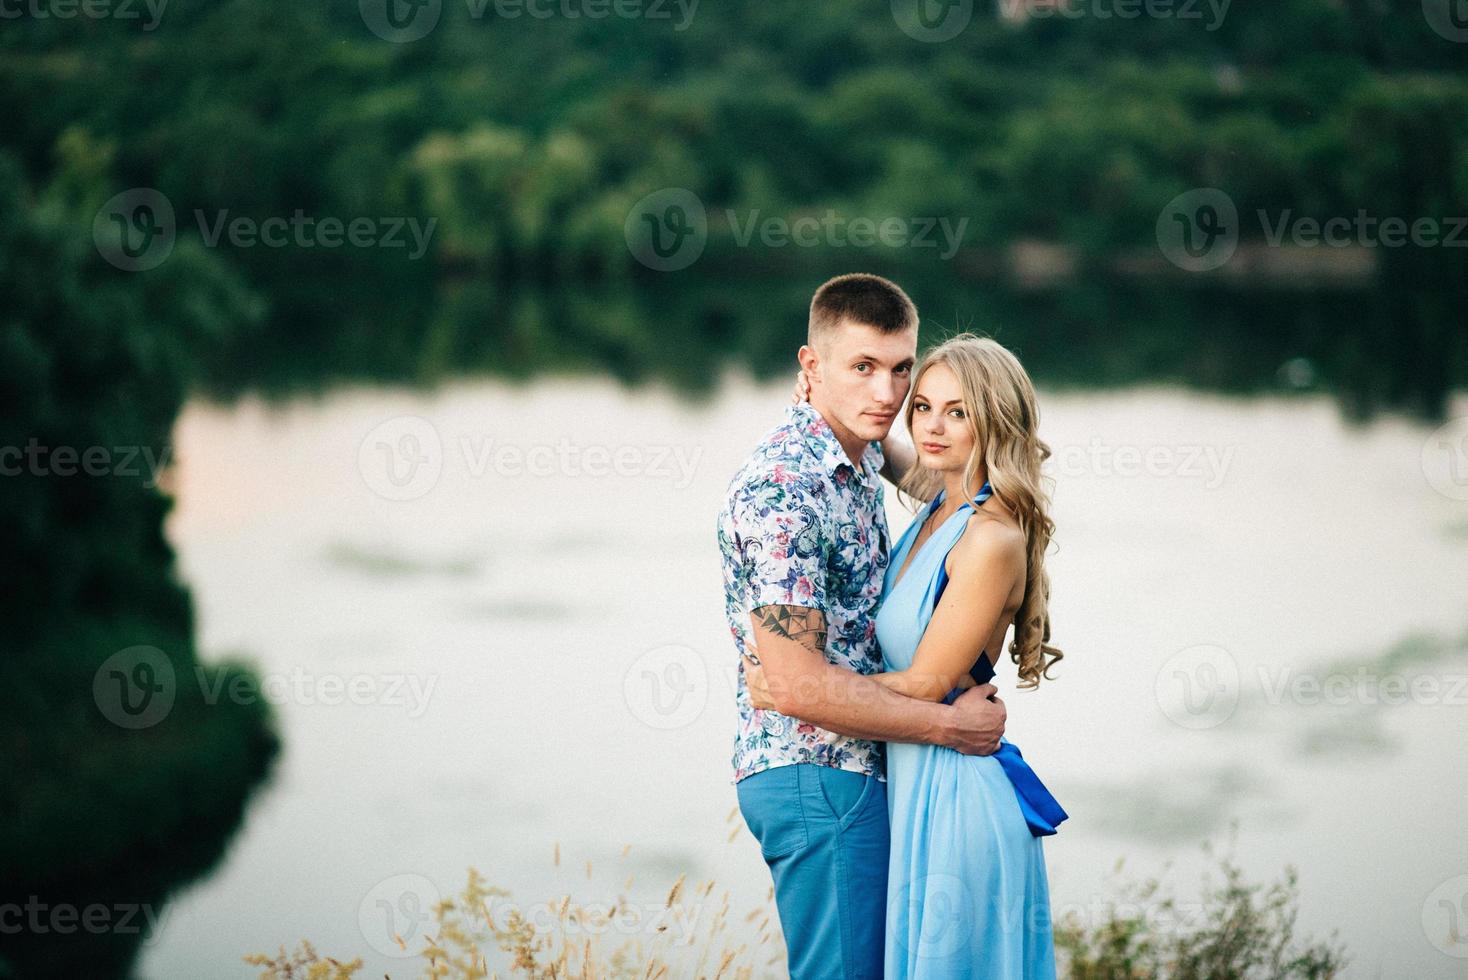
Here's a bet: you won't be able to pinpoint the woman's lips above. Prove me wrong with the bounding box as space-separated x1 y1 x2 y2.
921 442 948 453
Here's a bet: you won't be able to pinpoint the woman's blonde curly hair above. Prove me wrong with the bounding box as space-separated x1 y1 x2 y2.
896 333 1063 689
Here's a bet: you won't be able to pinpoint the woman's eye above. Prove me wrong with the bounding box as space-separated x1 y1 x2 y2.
914 403 928 412
950 409 966 419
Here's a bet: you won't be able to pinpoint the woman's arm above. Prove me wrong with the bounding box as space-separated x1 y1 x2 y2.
875 519 1027 701
868 667 973 700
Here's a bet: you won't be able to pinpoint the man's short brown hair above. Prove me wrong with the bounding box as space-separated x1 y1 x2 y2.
808 273 919 350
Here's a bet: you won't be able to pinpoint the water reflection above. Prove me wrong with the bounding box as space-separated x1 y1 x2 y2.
202 270 1460 424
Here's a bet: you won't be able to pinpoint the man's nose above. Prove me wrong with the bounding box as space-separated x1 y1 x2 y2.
874 373 900 406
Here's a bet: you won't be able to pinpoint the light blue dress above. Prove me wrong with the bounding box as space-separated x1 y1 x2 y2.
877 484 1065 979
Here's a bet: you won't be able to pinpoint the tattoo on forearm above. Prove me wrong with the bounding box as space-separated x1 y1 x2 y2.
753 605 828 657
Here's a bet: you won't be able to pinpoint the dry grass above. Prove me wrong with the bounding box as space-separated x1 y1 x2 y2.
245 808 782 979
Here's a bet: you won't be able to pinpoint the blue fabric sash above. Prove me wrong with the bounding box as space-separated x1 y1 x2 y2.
933 482 1069 838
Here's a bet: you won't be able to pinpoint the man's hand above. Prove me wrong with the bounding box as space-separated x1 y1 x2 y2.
945 683 1006 755
742 655 777 710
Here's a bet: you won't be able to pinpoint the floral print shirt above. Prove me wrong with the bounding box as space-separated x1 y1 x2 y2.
717 402 890 785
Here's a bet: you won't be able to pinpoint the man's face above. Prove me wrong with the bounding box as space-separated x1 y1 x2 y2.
802 320 918 447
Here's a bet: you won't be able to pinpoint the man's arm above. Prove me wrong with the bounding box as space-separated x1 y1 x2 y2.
747 604 1005 755
878 432 917 487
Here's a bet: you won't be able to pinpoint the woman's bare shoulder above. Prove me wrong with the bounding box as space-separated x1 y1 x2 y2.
949 511 1025 577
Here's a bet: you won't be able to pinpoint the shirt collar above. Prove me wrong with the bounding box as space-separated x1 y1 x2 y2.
788 402 884 487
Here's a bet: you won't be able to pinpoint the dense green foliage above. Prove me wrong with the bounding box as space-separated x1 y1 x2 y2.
0 130 278 980
3 0 1466 412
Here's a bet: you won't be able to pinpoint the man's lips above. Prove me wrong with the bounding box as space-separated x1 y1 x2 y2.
864 411 897 422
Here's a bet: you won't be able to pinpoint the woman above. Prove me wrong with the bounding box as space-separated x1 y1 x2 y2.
796 332 1067 978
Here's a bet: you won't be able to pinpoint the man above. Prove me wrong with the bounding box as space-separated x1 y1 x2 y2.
716 272 1008 980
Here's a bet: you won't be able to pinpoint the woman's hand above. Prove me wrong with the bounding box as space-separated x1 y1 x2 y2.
790 369 811 405
742 655 778 710
790 370 811 405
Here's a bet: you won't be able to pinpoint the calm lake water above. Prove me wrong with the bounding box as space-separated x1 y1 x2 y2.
136 375 1468 978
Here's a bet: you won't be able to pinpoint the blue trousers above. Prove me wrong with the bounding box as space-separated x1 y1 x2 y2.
736 763 890 980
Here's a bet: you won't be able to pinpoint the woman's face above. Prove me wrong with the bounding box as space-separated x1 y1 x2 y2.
910 362 976 475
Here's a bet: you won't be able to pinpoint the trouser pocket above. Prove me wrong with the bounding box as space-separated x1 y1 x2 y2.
736 765 808 859
810 765 876 827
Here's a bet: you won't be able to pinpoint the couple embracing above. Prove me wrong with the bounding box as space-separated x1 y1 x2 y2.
716 273 1068 979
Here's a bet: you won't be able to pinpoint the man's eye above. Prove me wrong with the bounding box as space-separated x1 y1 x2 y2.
895 366 912 377
855 363 871 373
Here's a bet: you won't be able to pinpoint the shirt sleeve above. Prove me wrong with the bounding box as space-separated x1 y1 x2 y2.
728 472 828 616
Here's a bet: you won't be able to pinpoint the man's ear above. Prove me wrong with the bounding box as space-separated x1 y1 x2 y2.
797 344 820 381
